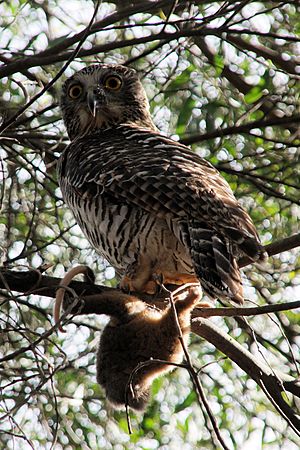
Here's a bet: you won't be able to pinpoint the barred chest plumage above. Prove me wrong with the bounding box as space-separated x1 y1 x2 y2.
61 183 194 278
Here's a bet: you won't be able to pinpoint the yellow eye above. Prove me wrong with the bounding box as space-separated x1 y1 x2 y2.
104 75 122 91
68 84 83 99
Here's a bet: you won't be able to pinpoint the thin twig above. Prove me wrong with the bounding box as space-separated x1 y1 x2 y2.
165 285 230 450
0 1 101 134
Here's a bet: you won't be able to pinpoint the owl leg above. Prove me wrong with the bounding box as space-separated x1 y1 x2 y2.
121 270 200 296
120 261 214 305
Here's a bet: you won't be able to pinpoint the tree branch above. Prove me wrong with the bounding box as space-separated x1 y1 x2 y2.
223 28 300 43
0 1 172 79
2 25 298 79
225 35 299 75
180 115 300 145
194 300 300 318
191 316 300 436
239 233 300 268
189 32 298 136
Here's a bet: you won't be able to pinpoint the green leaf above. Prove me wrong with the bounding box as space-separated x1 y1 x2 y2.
244 86 264 104
176 96 195 135
174 390 197 413
213 53 225 76
166 65 194 98
281 391 291 404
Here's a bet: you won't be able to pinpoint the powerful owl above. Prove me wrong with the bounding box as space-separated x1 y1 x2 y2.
58 63 266 304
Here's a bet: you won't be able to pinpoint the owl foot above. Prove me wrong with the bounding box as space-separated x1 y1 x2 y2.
152 271 199 287
120 275 158 295
120 256 157 294
119 275 134 293
120 269 201 297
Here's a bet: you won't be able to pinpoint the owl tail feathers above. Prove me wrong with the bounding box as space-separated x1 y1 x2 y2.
238 235 267 263
221 224 267 263
190 230 244 304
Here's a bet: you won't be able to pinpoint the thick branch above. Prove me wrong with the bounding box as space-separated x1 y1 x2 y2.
191 317 300 436
0 269 112 299
191 316 294 384
239 233 300 268
0 233 299 299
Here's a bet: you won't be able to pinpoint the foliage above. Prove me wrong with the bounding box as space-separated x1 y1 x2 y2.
0 1 299 449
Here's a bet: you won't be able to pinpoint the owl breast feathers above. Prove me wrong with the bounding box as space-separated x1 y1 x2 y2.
58 63 266 304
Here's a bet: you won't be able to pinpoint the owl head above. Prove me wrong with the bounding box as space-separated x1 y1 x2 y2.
60 64 155 140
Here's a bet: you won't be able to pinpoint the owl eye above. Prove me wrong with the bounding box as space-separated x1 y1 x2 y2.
104 75 122 91
68 84 83 99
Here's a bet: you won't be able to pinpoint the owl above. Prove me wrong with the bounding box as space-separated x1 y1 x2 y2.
58 63 266 305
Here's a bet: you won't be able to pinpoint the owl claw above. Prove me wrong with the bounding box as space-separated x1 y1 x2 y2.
151 272 164 285
119 276 134 294
120 276 158 295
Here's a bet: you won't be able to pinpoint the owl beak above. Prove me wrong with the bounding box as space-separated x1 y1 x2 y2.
87 89 106 117
87 91 98 117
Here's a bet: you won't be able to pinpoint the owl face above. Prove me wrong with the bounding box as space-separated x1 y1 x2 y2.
60 64 154 140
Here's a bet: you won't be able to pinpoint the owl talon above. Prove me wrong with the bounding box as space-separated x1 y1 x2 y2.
119 276 134 294
144 279 162 295
152 272 164 285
